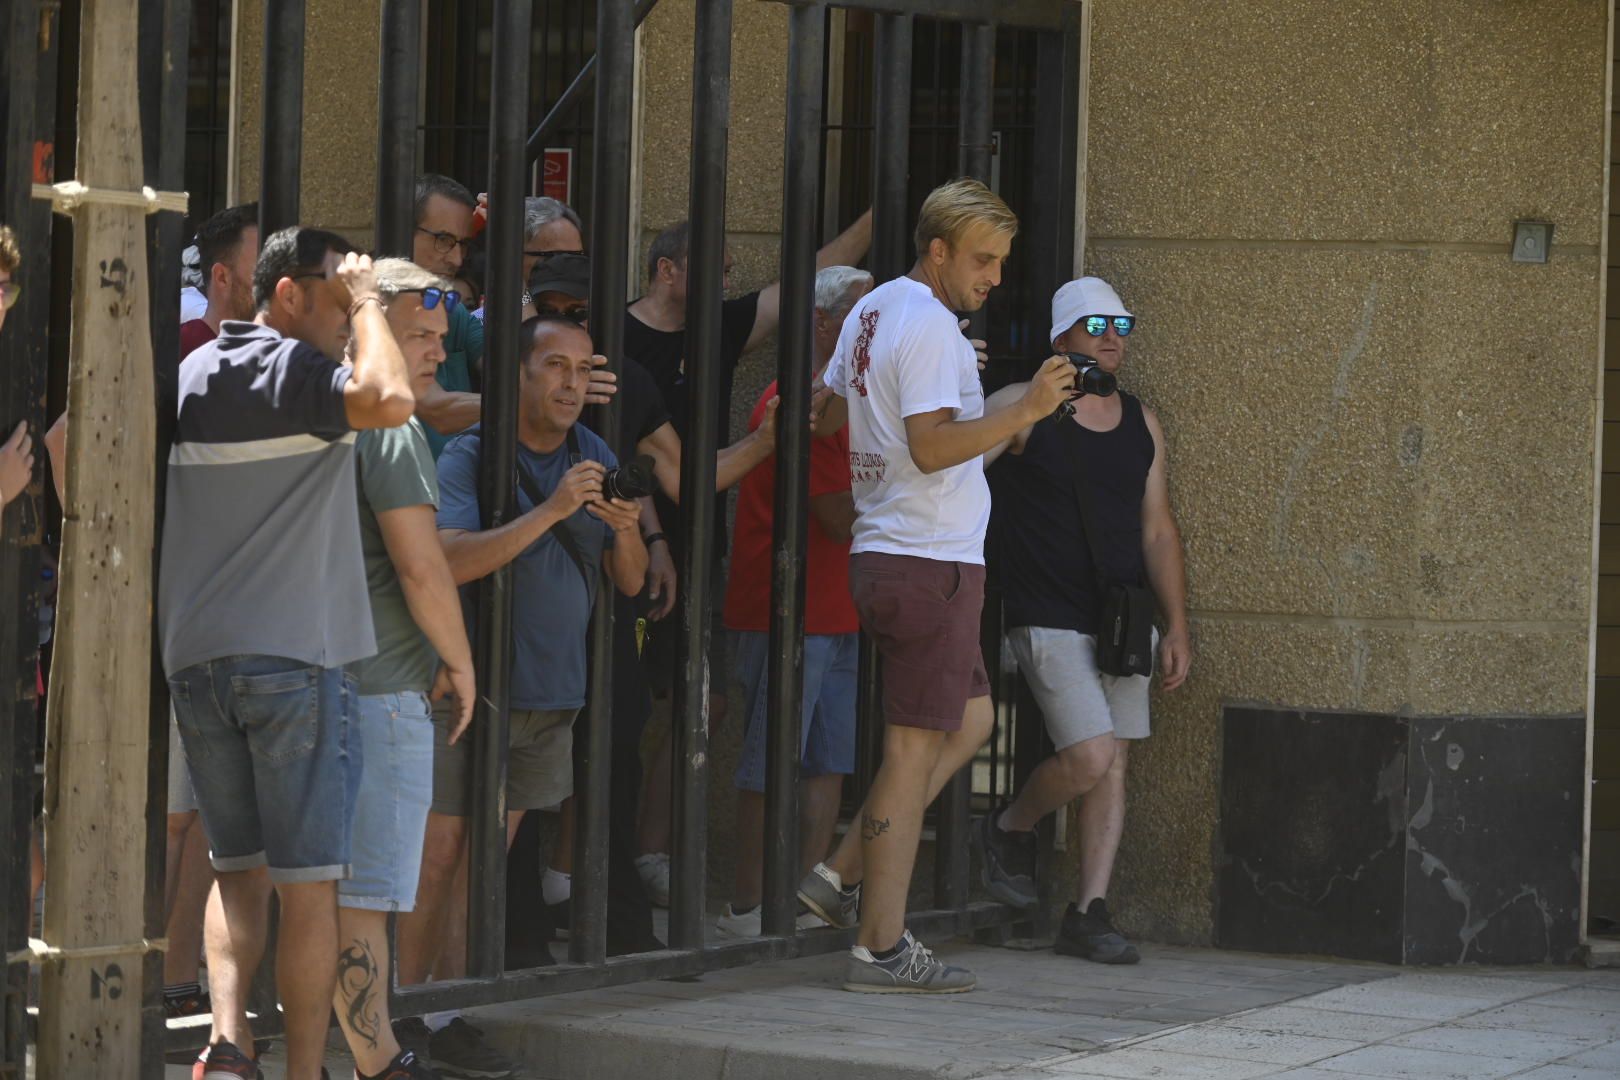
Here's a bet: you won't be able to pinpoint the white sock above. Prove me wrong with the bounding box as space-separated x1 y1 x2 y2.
423 1010 458 1032
542 867 572 906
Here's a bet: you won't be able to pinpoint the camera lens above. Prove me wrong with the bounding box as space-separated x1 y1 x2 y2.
601 454 657 501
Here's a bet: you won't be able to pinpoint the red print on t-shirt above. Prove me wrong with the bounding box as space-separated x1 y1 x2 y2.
850 308 879 397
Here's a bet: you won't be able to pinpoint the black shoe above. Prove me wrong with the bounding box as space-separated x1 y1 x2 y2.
428 1017 515 1079
392 1018 433 1064
366 1047 440 1079
972 812 1038 910
1055 898 1140 964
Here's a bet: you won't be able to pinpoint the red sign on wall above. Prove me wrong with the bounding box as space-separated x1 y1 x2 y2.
533 147 573 204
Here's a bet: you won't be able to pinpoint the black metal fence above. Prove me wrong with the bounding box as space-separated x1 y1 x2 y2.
0 0 1082 1068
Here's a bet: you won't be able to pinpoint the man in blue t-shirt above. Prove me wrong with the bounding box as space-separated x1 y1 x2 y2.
398 316 647 991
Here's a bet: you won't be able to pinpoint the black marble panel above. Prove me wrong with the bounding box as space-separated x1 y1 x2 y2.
1403 715 1584 965
1217 708 1409 963
1216 706 1585 966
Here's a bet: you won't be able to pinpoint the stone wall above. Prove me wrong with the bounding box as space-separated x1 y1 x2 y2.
1085 0 1609 943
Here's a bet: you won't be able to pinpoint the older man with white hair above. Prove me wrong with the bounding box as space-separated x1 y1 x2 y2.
715 265 874 937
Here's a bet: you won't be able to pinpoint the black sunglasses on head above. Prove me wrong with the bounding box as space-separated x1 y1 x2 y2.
524 248 587 259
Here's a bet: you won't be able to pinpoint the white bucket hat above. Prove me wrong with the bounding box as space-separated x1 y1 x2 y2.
1050 277 1132 348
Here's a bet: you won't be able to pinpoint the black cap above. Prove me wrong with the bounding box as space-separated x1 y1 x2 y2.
528 251 590 300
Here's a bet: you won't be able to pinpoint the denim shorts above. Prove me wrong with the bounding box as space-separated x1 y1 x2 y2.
731 630 859 792
167 715 198 815
340 691 434 911
169 655 360 884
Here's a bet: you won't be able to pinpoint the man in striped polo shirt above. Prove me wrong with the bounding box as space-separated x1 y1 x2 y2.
159 226 415 1080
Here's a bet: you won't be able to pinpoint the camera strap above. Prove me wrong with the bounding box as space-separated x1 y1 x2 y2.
508 425 598 605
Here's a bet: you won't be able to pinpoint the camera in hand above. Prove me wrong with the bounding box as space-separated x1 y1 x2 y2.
601 454 657 501
1052 352 1118 419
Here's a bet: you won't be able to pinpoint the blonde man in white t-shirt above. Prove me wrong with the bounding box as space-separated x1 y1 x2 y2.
800 178 1076 993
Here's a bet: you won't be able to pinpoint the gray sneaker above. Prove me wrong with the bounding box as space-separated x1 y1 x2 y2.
844 931 976 994
427 1018 514 1079
796 862 861 929
972 812 1038 909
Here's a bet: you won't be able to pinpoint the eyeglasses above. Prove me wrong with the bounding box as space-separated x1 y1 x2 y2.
417 227 475 256
398 287 462 312
1080 315 1135 337
524 248 587 259
0 282 19 312
535 305 588 325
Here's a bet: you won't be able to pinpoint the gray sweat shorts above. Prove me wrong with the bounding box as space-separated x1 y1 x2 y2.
1006 626 1156 748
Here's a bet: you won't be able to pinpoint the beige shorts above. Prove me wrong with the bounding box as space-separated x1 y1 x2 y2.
430 702 578 816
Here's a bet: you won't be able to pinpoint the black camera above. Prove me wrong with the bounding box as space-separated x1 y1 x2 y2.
1066 352 1118 399
601 454 657 501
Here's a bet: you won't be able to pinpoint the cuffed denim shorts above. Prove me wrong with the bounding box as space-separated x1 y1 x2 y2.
340 690 434 911
731 630 859 792
169 655 360 884
167 715 198 815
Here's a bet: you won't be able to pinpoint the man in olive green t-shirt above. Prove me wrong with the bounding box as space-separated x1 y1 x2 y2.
331 258 477 1079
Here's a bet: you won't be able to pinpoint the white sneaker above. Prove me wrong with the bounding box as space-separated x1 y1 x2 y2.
716 904 761 937
635 852 671 908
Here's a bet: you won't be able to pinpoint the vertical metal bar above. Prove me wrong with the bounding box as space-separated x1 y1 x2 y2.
525 0 659 163
669 0 733 952
139 0 191 1069
376 0 422 257
763 0 824 940
932 19 994 914
259 0 305 237
467 0 533 980
855 11 912 804
573 0 635 966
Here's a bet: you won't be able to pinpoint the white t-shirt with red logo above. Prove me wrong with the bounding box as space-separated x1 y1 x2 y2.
823 275 990 565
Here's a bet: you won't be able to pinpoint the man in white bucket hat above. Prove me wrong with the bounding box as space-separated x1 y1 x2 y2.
977 275 1192 964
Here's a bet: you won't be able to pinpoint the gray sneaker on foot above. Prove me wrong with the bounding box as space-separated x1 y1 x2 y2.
844 931 976 994
796 862 860 929
972 812 1038 910
428 1018 514 1079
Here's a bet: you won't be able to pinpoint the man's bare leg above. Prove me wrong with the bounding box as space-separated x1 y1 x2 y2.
999 733 1118 833
165 813 213 988
203 868 272 1053
1077 741 1129 907
333 907 404 1076
851 724 944 950
734 775 846 911
276 880 340 1080
396 811 467 985
825 696 994 891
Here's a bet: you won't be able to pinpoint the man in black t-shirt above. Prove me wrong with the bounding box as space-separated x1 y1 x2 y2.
977 277 1192 966
622 212 872 899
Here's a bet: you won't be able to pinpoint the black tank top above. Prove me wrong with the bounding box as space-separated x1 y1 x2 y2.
990 391 1156 634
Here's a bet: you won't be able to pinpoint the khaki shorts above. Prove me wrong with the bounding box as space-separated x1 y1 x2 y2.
430 702 578 816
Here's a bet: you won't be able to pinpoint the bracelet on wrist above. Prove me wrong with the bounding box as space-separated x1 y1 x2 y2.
643 532 668 547
348 295 383 320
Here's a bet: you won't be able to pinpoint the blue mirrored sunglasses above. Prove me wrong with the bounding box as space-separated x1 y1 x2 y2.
400 286 461 312
1081 315 1134 337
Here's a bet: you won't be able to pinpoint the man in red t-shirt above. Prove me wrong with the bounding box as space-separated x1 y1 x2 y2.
180 202 259 359
716 266 874 937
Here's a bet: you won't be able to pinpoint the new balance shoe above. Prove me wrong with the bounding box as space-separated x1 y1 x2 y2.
795 862 861 929
844 931 976 994
192 1040 263 1080
428 1017 514 1079
635 852 671 908
972 811 1038 910
1055 898 1140 964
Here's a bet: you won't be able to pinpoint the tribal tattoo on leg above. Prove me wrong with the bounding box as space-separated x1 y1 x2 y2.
861 813 891 842
337 938 383 1050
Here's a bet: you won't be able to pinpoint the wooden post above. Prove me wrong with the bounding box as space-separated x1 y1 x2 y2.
36 1 159 1074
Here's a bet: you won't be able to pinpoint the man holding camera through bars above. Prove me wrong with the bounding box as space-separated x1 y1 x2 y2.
801 179 1076 993
975 276 1192 964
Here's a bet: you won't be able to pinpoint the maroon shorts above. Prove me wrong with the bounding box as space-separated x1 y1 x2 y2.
848 552 991 732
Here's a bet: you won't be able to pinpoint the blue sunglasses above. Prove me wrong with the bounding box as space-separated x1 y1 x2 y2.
400 286 462 312
1080 315 1134 337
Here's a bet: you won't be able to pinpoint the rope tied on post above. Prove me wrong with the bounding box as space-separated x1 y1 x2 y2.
6 936 169 966
30 180 188 216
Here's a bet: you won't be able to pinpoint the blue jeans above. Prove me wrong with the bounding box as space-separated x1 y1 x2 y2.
340 691 435 911
731 631 859 792
168 655 359 883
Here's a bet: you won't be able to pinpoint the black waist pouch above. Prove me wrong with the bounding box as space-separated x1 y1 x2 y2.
1096 582 1155 678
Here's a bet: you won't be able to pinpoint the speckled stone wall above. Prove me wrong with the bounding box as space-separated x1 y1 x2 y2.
1085 0 1609 944
231 1 382 247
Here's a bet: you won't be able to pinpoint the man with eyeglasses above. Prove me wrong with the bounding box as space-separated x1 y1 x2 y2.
975 276 1192 965
160 227 415 1080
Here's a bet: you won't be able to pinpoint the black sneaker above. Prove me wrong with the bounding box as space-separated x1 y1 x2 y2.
392 1018 433 1065
1055 898 1140 964
428 1018 515 1079
191 1040 263 1080
164 986 212 1020
366 1047 440 1079
972 812 1038 910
